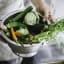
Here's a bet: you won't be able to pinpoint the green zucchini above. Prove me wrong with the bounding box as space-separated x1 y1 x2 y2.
12 6 33 21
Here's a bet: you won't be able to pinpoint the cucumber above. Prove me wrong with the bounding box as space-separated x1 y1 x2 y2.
12 6 33 21
24 12 37 25
16 28 29 36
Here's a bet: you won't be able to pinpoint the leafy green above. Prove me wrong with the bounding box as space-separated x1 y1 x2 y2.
33 19 64 42
6 21 27 28
6 22 20 28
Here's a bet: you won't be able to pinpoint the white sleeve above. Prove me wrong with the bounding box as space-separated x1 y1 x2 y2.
0 0 24 19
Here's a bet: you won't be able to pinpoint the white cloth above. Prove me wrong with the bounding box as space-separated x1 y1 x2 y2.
0 0 24 19
0 38 18 61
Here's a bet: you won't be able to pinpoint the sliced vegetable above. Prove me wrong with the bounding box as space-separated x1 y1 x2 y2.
33 12 40 24
24 12 39 25
16 28 29 36
10 27 17 42
12 6 33 21
15 32 21 37
10 27 24 47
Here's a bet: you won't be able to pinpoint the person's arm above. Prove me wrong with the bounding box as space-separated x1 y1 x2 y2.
31 0 54 22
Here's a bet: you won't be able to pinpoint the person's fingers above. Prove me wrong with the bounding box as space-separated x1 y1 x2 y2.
48 15 54 22
31 0 55 23
41 8 55 23
0 23 7 30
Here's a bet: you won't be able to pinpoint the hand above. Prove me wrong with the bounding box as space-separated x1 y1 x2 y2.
31 0 55 23
0 23 7 30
